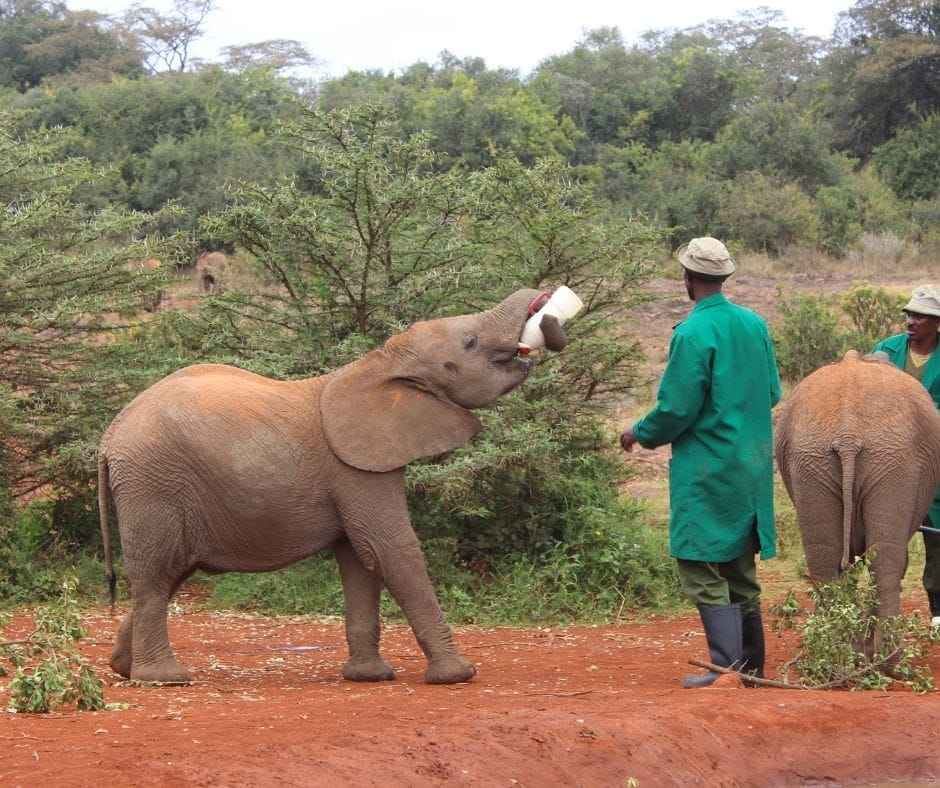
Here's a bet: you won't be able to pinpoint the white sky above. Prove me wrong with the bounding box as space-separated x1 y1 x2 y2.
66 0 854 79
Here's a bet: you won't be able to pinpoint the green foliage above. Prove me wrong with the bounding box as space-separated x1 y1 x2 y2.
840 282 907 350
709 102 849 192
1 576 123 712
0 109 186 502
188 102 670 614
908 196 940 253
771 283 907 382
0 0 141 92
772 291 850 380
778 557 939 692
0 496 110 605
830 0 940 157
208 559 345 615
715 172 819 255
813 185 865 256
873 114 940 202
206 497 678 626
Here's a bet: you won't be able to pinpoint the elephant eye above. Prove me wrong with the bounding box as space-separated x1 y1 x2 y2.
463 335 478 351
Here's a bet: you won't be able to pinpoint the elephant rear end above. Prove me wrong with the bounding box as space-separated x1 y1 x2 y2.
775 350 940 617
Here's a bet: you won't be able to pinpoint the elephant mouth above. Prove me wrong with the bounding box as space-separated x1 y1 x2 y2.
493 348 535 371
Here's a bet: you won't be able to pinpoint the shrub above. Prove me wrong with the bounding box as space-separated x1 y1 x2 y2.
840 283 907 351
0 501 107 606
715 172 819 255
813 185 864 257
771 291 851 380
774 556 939 693
1 576 123 712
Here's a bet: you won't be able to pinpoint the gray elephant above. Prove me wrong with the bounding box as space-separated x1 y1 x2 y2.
775 350 940 624
98 288 568 685
196 251 226 293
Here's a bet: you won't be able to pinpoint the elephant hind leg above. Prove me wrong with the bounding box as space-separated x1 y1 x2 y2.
109 610 134 678
335 539 395 682
128 592 192 684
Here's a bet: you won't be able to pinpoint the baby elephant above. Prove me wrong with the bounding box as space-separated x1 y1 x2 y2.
775 350 940 623
98 288 568 685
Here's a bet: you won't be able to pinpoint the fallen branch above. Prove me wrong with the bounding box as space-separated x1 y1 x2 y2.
688 659 809 689
691 642 909 691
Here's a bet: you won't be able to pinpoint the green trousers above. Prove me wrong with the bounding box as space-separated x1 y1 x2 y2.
676 531 761 614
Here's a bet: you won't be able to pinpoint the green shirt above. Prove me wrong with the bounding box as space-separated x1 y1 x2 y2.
871 332 940 527
633 294 782 562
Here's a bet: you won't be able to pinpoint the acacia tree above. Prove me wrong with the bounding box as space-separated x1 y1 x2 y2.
0 110 183 507
122 0 214 73
193 102 664 569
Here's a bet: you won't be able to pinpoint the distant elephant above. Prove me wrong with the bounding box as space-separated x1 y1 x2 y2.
775 350 940 624
98 288 568 685
196 251 226 293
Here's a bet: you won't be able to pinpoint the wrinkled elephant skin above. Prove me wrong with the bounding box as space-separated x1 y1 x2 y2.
775 350 940 626
98 289 569 685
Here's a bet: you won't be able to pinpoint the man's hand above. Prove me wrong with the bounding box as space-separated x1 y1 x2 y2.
620 426 638 452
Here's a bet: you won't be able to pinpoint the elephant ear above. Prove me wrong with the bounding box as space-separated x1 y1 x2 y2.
320 351 483 472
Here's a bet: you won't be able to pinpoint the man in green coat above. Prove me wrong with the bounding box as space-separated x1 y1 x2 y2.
871 284 940 627
621 237 782 688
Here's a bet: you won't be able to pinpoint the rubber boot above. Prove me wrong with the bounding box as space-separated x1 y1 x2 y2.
927 591 940 629
740 607 766 686
682 604 743 689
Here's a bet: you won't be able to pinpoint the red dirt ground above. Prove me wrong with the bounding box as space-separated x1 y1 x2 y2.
4 271 940 787
3 591 940 787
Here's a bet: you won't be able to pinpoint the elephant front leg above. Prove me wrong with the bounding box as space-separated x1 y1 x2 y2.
382 542 476 684
334 538 396 682
341 489 476 685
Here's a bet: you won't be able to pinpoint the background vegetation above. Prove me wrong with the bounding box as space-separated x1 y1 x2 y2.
0 0 937 624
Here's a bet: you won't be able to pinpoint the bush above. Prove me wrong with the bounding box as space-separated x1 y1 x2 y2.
771 291 851 380
208 558 345 616
840 283 907 350
813 185 864 257
715 172 819 255
1 576 122 712
774 556 939 692
0 501 108 606
872 114 940 202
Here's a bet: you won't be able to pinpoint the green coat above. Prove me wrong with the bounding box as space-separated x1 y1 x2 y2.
632 294 782 562
871 332 940 527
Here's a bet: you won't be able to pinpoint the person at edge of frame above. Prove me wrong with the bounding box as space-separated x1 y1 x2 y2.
871 284 940 627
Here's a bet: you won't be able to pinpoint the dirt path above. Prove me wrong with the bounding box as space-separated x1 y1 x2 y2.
2 595 940 787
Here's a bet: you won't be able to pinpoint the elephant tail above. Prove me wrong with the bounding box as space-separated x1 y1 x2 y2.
833 438 860 572
98 451 116 607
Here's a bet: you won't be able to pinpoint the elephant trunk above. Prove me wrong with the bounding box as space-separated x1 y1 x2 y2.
486 288 569 352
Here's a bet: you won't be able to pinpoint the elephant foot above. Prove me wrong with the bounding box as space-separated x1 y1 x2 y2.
130 659 193 685
425 655 476 685
342 657 396 682
109 649 132 679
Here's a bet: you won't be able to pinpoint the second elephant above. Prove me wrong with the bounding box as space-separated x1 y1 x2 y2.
775 350 940 622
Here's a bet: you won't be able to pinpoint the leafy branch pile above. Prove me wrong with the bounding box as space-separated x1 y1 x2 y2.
0 576 122 712
769 557 940 693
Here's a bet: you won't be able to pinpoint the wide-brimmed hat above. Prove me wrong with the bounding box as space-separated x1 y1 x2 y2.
902 284 940 318
675 237 736 276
